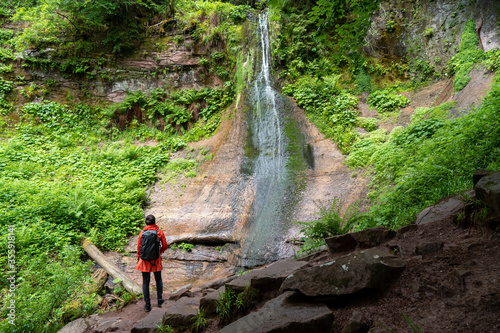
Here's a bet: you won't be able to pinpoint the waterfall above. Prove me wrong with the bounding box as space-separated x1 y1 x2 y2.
238 12 307 267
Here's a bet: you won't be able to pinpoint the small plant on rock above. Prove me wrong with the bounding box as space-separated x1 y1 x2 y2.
191 308 208 333
295 198 364 253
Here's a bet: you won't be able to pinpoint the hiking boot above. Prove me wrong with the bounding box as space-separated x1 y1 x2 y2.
144 304 151 312
158 299 165 308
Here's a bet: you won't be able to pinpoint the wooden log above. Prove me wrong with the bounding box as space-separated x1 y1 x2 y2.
83 239 142 296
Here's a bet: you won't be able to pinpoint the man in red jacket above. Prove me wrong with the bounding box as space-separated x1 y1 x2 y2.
136 215 168 312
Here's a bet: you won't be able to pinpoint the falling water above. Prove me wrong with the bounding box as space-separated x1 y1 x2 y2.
238 12 307 267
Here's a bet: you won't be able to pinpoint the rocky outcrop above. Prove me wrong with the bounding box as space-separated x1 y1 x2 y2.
225 259 309 294
364 0 500 72
281 248 406 299
218 291 334 333
475 171 500 217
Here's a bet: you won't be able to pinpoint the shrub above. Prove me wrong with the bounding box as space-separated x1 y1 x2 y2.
295 198 363 253
368 90 410 113
356 117 378 131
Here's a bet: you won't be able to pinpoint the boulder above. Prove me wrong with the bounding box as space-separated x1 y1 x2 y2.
416 196 466 225
226 259 309 294
281 248 405 299
168 284 192 301
131 306 170 333
473 169 495 187
163 296 201 328
58 317 95 333
218 291 333 333
475 172 500 217
200 286 225 315
351 227 396 248
325 233 357 254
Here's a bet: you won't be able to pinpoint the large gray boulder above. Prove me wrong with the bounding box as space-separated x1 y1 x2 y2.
218 291 333 333
475 171 500 217
281 248 405 299
226 259 308 293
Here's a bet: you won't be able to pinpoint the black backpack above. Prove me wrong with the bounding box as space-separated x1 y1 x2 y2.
140 229 160 261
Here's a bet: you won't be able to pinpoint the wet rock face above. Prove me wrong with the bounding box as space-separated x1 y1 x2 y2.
218 291 334 333
281 248 405 299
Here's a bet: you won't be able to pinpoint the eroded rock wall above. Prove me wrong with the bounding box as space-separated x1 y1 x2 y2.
365 0 500 71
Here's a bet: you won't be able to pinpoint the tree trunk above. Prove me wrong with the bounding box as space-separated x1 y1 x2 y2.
83 239 142 296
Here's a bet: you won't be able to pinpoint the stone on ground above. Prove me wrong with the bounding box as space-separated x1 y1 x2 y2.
163 296 201 328
475 171 500 216
325 233 357 253
351 227 396 248
200 286 225 315
281 248 405 299
131 306 170 333
218 291 333 333
416 196 466 225
226 259 308 293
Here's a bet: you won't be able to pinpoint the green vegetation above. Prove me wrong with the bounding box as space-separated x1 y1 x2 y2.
216 284 257 324
349 76 500 229
170 242 194 252
0 99 171 331
295 198 363 253
191 309 208 333
367 89 411 113
448 19 486 91
282 76 360 153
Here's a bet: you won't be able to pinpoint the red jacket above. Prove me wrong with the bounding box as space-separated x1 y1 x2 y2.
135 224 167 272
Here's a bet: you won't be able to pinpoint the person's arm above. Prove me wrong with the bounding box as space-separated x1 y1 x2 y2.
137 231 142 261
159 230 168 255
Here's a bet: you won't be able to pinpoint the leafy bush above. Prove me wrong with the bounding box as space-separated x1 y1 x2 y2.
447 19 485 91
295 198 363 253
0 46 14 61
368 89 410 113
356 117 378 131
392 119 444 146
485 48 500 72
355 66 372 93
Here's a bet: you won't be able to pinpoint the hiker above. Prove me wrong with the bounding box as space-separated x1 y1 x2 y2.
136 214 168 312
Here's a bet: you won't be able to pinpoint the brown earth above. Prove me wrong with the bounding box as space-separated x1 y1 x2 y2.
328 217 500 333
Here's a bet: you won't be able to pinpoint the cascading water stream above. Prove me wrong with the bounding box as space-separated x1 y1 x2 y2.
238 12 307 267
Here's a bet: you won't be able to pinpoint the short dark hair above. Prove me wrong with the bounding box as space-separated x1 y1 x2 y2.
145 215 156 225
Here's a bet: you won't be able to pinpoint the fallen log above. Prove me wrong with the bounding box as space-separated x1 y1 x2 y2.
83 239 142 296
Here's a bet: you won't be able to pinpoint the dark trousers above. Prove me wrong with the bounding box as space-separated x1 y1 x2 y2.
142 271 163 306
